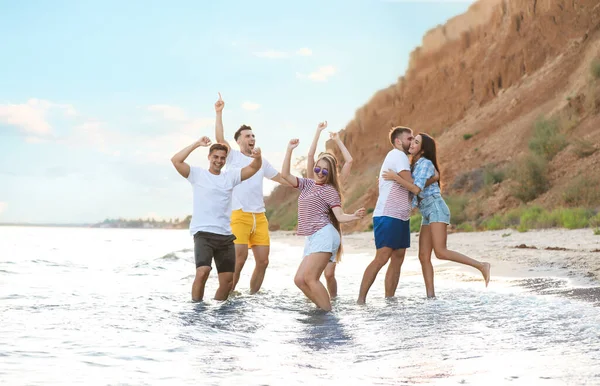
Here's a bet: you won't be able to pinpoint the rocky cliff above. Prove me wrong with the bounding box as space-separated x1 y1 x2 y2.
266 0 600 233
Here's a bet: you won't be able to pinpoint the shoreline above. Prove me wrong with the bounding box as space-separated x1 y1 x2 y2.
271 228 600 285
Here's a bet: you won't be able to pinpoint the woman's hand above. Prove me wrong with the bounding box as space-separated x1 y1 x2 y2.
382 169 398 181
354 208 366 219
288 138 300 150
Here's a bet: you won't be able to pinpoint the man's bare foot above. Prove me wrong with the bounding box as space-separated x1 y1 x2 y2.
482 262 491 287
357 297 366 305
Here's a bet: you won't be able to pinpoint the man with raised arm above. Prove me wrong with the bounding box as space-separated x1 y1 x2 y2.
214 93 290 295
171 135 262 302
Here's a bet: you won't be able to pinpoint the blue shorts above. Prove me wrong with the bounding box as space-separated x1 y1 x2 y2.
373 216 410 250
303 223 341 263
419 195 451 226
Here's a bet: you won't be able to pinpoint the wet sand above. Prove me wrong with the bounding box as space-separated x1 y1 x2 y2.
271 228 600 300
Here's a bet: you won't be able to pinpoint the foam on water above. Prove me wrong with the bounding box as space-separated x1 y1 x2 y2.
1 226 599 385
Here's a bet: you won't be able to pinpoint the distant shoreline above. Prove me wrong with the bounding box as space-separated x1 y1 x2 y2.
0 223 185 229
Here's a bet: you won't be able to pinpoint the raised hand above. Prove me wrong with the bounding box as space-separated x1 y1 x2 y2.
250 146 262 159
354 208 366 219
317 121 328 132
288 138 300 150
382 169 398 181
215 92 224 113
197 136 212 147
329 131 339 141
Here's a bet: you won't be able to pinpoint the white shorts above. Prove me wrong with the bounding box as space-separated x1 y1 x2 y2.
302 223 341 263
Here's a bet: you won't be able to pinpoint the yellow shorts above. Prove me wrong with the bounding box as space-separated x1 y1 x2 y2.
230 209 270 247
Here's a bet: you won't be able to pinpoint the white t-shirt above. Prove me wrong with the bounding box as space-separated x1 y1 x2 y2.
226 149 278 213
373 149 412 221
187 166 242 236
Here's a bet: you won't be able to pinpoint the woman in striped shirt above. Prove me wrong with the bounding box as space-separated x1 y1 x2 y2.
306 121 354 299
281 129 365 311
382 133 491 298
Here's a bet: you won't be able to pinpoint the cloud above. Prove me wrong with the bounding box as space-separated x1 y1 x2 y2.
296 48 313 56
241 102 261 111
296 65 337 82
253 50 289 59
147 104 188 121
0 98 76 135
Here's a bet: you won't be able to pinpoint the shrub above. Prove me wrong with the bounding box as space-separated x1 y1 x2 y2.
456 222 475 232
519 206 544 229
463 133 473 140
556 208 594 229
563 176 600 207
591 58 600 79
445 195 469 225
483 164 505 186
528 117 568 160
482 215 505 230
571 138 597 158
589 213 600 228
410 214 422 233
502 208 524 227
510 154 549 202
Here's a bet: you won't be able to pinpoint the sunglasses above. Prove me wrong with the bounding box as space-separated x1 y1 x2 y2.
313 167 329 176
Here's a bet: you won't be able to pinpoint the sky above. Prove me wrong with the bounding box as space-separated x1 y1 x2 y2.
0 0 474 224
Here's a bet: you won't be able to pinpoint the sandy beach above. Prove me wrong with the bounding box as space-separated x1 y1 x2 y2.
271 228 600 285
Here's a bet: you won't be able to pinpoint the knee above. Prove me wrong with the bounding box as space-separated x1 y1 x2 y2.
256 257 269 269
374 255 390 267
433 247 447 260
324 267 335 281
294 275 306 289
220 280 233 292
236 251 248 262
391 254 405 265
195 267 210 281
418 252 431 264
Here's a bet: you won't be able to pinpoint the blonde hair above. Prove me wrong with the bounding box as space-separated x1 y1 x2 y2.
316 153 344 263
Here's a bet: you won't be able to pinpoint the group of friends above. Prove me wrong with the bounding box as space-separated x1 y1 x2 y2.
170 93 491 311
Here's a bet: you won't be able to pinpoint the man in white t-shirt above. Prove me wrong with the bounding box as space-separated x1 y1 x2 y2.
358 126 437 304
171 136 263 302
214 93 291 294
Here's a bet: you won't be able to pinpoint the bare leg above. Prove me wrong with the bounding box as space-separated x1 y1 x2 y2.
418 225 435 298
215 272 233 301
231 244 248 291
324 262 338 298
357 247 393 304
303 252 333 311
191 266 211 301
430 222 491 286
384 248 406 297
294 256 317 303
249 245 270 294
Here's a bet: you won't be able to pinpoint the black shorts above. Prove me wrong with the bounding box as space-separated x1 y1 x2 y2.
193 231 236 273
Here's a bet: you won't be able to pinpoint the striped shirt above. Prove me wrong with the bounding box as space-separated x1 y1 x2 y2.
412 157 440 207
373 149 412 221
295 177 341 236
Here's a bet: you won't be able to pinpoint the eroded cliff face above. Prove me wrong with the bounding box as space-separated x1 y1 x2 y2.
266 0 600 232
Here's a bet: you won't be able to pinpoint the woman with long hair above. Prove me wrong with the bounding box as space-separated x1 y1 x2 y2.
281 125 365 311
306 121 353 298
382 133 491 298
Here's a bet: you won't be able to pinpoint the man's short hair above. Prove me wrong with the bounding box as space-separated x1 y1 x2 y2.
389 126 413 146
234 125 252 141
209 143 229 155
